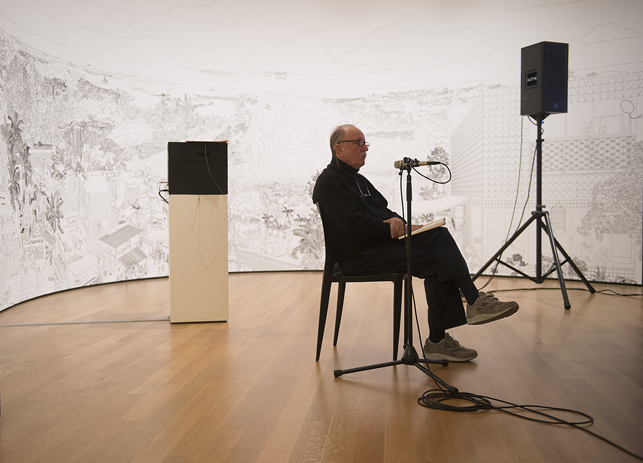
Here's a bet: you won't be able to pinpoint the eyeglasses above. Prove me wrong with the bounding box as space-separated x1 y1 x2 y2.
356 179 371 198
338 139 370 147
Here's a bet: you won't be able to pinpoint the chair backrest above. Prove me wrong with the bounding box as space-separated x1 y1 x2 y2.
315 202 341 274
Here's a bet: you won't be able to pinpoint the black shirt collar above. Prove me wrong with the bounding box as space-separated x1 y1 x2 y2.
332 157 359 176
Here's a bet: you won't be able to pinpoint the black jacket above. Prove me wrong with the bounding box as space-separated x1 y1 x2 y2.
312 158 402 264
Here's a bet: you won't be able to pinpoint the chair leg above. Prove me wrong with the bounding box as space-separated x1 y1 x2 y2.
392 276 403 360
316 275 333 361
333 281 346 346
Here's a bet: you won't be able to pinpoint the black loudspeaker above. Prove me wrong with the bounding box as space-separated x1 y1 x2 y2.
521 41 568 117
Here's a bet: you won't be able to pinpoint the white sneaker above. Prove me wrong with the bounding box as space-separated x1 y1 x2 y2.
466 292 519 325
423 334 478 362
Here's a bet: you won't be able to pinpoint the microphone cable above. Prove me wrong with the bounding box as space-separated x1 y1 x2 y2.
203 142 224 194
418 387 643 461
414 289 643 462
411 161 452 185
396 155 643 460
157 181 169 204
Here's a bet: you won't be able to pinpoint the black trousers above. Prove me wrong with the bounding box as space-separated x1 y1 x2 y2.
340 227 469 334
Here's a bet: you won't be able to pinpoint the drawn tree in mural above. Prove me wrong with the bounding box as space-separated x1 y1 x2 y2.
306 171 320 197
577 141 643 247
1 110 41 237
6 162 20 211
290 171 325 269
291 208 324 270
282 205 294 220
50 148 66 180
19 143 39 236
1 110 25 212
22 145 33 196
419 146 450 200
45 191 65 234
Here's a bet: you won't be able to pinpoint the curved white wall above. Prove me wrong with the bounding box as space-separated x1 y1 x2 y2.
1 0 642 311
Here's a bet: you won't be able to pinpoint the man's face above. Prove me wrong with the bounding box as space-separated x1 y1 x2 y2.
335 127 368 170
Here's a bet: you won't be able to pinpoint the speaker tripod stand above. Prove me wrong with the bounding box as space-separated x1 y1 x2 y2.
472 114 595 309
334 160 457 393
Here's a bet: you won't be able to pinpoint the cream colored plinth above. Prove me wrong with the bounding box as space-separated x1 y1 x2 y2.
169 194 228 323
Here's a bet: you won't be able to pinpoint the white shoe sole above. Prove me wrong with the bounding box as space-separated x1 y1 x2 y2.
423 351 478 362
467 304 519 325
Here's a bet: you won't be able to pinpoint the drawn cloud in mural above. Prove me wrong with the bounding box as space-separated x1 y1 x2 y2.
0 1 66 45
580 23 640 44
337 17 494 71
504 0 582 10
85 9 156 39
168 2 240 25
238 29 385 76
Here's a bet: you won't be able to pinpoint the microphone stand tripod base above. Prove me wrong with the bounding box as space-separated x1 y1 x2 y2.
332 346 457 393
332 347 448 375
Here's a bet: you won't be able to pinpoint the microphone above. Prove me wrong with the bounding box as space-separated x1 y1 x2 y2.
394 158 441 169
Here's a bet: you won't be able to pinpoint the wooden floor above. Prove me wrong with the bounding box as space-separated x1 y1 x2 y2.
0 273 642 463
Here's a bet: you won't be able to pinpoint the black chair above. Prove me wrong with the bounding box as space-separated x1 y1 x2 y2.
315 205 405 362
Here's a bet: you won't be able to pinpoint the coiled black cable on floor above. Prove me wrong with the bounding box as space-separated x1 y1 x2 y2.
418 389 643 461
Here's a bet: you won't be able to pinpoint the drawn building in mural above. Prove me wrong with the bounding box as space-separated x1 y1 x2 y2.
451 72 643 284
99 223 145 278
79 173 112 254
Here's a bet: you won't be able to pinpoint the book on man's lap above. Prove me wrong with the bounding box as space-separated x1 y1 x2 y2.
397 217 446 239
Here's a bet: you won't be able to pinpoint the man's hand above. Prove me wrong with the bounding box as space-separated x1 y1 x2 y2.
384 218 424 239
384 217 406 239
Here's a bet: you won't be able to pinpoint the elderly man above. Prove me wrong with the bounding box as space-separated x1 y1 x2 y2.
312 124 518 362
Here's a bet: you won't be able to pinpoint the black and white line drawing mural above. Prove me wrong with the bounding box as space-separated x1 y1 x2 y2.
0 0 641 312
85 9 156 39
168 3 240 25
0 1 67 45
580 23 639 44
452 78 642 285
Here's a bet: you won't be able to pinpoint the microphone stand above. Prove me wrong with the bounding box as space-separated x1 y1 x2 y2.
334 159 458 393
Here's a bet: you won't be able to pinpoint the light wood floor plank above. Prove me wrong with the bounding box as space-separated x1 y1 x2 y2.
0 273 642 463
